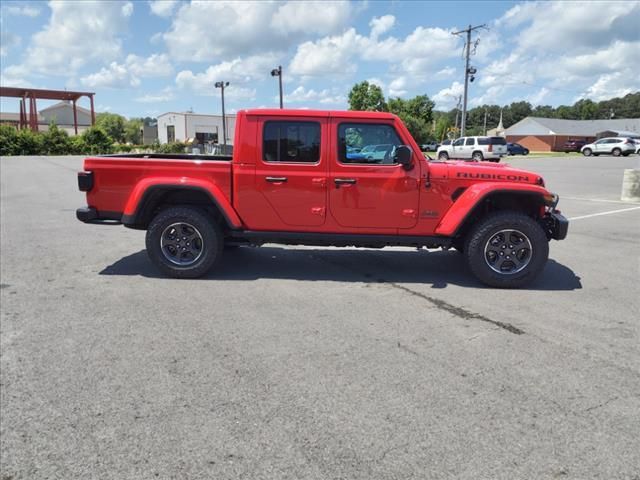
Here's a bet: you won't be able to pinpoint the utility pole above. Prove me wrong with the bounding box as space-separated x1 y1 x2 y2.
452 24 486 136
454 95 462 132
483 108 488 136
271 65 283 109
215 81 229 149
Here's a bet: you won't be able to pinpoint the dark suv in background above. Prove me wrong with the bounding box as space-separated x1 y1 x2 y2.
562 139 587 152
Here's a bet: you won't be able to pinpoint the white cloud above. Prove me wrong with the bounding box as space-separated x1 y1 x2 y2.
121 2 133 17
284 86 345 105
4 5 41 17
369 15 395 39
6 1 133 76
148 0 178 17
81 53 173 88
271 1 351 34
288 22 460 79
436 67 456 77
388 77 407 97
163 1 351 62
433 82 464 108
579 73 636 102
0 30 20 57
136 88 175 103
175 54 280 94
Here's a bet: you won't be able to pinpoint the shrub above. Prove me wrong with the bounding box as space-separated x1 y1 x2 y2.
81 126 114 154
0 125 19 156
43 123 72 155
154 142 187 154
15 128 44 155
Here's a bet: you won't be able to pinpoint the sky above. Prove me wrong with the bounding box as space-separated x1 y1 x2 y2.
1 0 639 118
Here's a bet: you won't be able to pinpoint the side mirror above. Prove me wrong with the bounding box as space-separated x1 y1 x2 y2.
394 145 414 170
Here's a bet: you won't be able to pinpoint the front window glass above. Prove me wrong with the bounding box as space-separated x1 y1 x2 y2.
453 138 464 146
338 123 402 165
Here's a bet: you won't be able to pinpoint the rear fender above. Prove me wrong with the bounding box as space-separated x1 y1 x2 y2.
123 177 242 229
435 182 550 236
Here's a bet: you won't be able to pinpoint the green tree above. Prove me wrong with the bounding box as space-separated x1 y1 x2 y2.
43 123 72 155
347 81 387 112
124 118 143 144
387 95 435 143
82 126 114 154
95 112 126 143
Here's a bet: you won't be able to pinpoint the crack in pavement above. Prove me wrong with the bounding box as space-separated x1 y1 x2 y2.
312 252 525 335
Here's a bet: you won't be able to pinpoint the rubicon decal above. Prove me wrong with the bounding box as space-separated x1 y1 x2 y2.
456 172 530 182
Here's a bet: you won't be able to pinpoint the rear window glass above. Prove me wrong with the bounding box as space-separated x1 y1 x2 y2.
263 121 320 163
478 137 507 145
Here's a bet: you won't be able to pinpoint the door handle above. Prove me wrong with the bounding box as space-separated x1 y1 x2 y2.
265 176 287 183
334 178 357 187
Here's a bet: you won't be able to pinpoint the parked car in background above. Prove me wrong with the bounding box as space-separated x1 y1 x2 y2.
420 141 440 152
507 143 529 156
562 139 587 152
581 137 636 157
437 136 508 162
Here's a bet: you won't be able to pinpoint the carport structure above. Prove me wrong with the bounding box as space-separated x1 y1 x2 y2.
0 86 95 135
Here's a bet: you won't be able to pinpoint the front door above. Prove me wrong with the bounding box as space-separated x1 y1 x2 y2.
254 119 327 227
450 137 466 159
329 120 420 229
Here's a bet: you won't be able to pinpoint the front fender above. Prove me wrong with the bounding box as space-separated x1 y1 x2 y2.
123 177 243 229
435 182 550 236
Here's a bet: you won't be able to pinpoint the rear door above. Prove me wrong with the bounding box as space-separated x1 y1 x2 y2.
490 136 508 156
254 118 328 227
328 120 420 229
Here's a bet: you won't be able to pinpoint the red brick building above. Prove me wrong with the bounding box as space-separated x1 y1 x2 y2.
503 117 640 152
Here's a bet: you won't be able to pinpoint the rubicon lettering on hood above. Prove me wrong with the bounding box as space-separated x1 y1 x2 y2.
456 172 530 182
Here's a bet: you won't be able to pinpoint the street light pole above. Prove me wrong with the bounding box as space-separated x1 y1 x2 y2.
271 65 283 109
215 81 229 149
452 24 486 136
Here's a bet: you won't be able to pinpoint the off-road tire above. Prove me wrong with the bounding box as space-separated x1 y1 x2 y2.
612 148 621 157
582 148 592 156
146 206 223 278
464 211 549 288
438 151 449 161
472 151 484 161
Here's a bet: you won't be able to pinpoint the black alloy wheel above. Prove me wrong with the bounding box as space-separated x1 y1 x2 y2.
146 206 223 278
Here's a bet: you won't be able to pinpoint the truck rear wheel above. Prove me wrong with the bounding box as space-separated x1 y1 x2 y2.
146 206 223 278
463 211 548 288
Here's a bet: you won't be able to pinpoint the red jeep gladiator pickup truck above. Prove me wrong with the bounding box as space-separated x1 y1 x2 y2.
77 109 568 288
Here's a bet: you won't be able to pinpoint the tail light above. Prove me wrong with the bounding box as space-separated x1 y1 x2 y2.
78 171 93 191
488 144 493 152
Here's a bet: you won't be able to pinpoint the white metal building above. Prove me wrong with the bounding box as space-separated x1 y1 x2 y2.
157 112 237 145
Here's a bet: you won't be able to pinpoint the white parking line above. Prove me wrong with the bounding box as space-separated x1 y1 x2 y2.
569 206 640 221
564 196 640 205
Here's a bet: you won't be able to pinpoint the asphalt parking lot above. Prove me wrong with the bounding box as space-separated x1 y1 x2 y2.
1 154 639 479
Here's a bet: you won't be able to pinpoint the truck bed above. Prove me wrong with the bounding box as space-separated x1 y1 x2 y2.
83 155 233 219
103 153 233 161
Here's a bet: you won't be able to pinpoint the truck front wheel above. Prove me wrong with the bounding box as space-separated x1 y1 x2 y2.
146 206 223 278
463 211 549 288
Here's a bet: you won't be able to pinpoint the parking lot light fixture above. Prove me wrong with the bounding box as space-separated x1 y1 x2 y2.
271 65 283 109
215 81 230 148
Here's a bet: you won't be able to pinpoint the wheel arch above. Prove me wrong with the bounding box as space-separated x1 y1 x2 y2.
436 184 549 238
122 183 242 230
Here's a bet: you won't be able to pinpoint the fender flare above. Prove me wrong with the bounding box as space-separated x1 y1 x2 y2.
122 177 243 229
435 182 550 237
